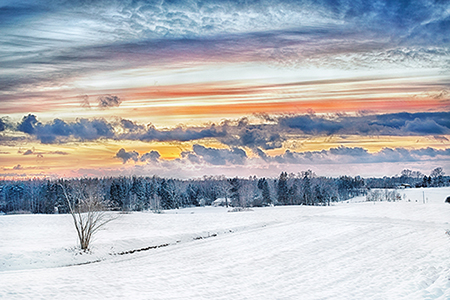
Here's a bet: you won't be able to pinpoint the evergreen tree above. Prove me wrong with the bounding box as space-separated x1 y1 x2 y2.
40 180 58 214
228 177 241 207
131 177 146 210
187 183 200 206
288 180 299 205
158 179 177 209
257 178 271 205
277 172 288 205
302 175 312 205
109 179 124 209
314 184 323 206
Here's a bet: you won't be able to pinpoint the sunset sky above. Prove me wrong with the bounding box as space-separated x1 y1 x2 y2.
1 0 449 179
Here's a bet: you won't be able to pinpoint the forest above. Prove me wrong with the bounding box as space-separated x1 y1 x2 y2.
0 167 448 214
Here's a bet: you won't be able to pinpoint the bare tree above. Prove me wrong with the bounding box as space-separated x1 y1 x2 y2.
59 181 117 251
431 167 445 187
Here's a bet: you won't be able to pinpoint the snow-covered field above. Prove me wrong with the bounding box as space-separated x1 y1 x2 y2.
1 187 450 299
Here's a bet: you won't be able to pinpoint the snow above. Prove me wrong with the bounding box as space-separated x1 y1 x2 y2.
1 187 450 299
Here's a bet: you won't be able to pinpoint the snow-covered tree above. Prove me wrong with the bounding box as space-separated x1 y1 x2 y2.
277 172 289 205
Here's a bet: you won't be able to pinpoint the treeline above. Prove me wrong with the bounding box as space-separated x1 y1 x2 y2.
0 171 365 214
0 167 448 214
366 167 449 189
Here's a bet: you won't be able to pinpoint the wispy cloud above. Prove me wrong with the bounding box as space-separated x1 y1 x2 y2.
19 148 69 157
1 0 449 95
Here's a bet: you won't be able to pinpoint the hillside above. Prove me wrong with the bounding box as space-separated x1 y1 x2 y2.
1 187 450 299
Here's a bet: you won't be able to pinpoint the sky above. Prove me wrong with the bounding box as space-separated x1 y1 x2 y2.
0 0 450 179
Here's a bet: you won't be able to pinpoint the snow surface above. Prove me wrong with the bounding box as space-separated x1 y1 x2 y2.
1 187 450 299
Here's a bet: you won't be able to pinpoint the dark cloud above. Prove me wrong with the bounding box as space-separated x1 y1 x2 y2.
120 119 145 132
121 123 227 142
15 115 115 143
403 118 450 135
140 150 161 162
98 95 122 109
185 144 248 165
114 144 450 174
114 148 162 164
258 146 450 165
12 115 227 144
238 128 283 150
0 118 5 131
277 112 450 137
410 147 450 158
8 112 450 147
374 112 413 129
373 112 450 135
72 118 115 140
218 121 284 150
115 148 139 164
21 148 69 156
23 149 34 155
37 118 115 143
17 114 39 134
0 4 50 27
280 115 343 135
34 118 74 143
328 146 369 157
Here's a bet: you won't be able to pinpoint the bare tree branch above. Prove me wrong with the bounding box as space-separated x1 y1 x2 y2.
59 181 117 251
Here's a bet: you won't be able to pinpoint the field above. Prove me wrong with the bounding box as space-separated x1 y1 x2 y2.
1 187 450 299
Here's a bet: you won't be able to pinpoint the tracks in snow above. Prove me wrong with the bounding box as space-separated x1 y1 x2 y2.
69 223 272 267
45 212 450 268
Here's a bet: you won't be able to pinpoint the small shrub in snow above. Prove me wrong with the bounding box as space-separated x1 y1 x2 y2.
228 207 253 212
366 189 401 202
6 210 32 215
